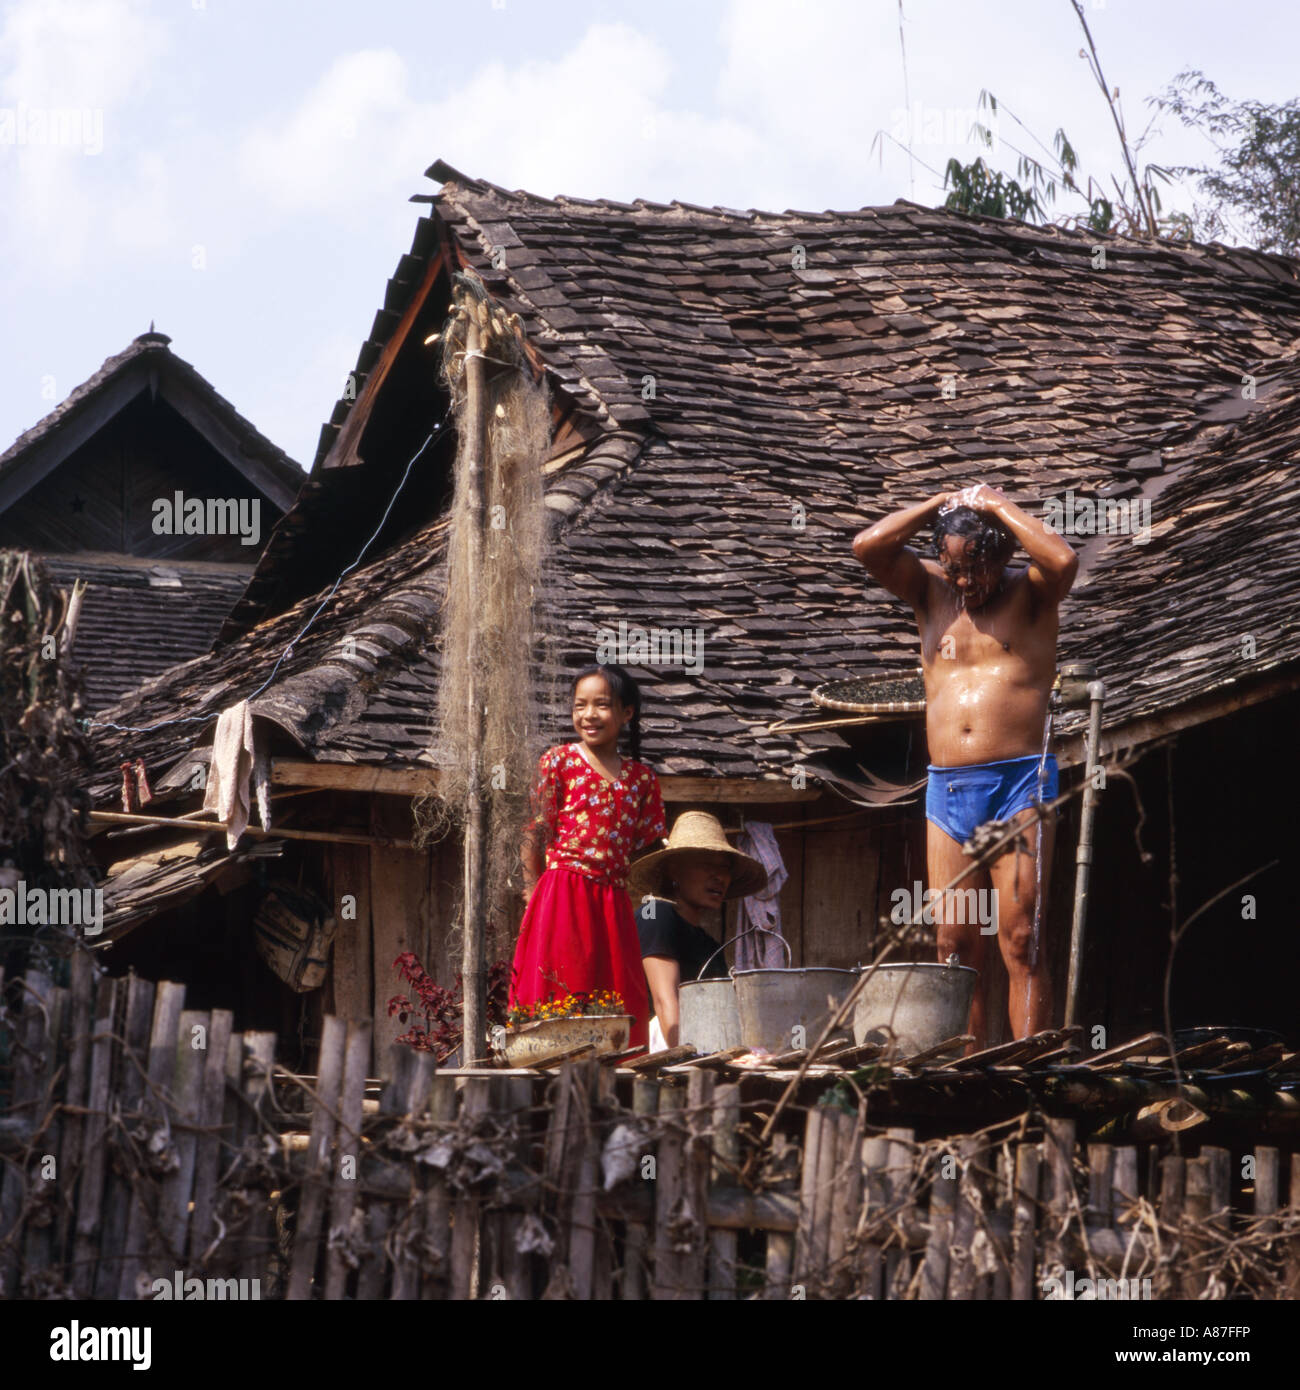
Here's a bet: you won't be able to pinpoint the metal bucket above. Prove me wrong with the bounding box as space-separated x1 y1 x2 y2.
674 927 788 1056
852 962 977 1057
733 968 858 1054
679 978 741 1054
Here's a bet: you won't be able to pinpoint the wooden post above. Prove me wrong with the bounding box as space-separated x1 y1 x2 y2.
450 1074 492 1299
1203 1145 1231 1236
287 1015 346 1299
764 1234 794 1299
420 1075 459 1301
237 1031 278 1286
72 974 120 1296
992 1144 1014 1299
1184 1157 1211 1299
921 1150 957 1300
708 1083 741 1300
827 1107 863 1299
22 979 67 1287
354 1045 411 1299
811 1107 839 1292
793 1105 824 1294
858 1135 890 1300
884 1127 915 1299
118 979 186 1298
1253 1146 1279 1242
946 1137 980 1300
1112 1146 1141 1270
1042 1116 1076 1279
187 1009 234 1265
56 952 95 1263
460 314 489 1066
497 1075 537 1301
566 1062 600 1300
651 1084 688 1299
681 1069 714 1299
1010 1143 1041 1300
95 974 153 1299
1286 1155 1300 1299
1159 1154 1185 1300
623 1078 659 1300
155 1009 210 1268
322 1021 372 1299
390 1051 437 1299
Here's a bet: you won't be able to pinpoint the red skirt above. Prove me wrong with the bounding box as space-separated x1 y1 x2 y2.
509 866 649 1048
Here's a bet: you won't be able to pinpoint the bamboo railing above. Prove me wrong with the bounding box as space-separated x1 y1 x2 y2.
2 960 1297 1300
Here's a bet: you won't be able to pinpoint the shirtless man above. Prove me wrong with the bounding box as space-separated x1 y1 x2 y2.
852 485 1078 1047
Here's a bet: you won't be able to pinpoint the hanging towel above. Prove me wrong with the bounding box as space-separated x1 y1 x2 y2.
203 701 269 850
734 821 789 970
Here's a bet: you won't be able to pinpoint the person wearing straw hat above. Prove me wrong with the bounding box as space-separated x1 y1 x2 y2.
628 811 767 1050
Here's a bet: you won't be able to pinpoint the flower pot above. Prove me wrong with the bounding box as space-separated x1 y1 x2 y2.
498 1013 632 1068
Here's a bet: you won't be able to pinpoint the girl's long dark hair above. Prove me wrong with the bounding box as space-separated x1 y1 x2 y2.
572 663 644 761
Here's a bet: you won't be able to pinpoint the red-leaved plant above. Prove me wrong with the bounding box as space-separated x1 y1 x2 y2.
388 952 510 1061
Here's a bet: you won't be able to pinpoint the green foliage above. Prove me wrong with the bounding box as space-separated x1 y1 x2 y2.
1153 69 1300 256
942 89 1178 239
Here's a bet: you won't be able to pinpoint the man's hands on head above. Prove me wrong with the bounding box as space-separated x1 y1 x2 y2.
943 483 1008 515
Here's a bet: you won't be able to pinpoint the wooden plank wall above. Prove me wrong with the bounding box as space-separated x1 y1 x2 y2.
325 794 462 1068
321 788 1083 1061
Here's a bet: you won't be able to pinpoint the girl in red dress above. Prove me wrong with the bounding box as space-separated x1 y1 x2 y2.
510 664 665 1048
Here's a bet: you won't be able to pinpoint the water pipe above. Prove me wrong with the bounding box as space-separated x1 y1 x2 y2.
1064 674 1106 1028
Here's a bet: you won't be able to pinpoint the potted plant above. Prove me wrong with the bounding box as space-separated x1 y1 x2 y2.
494 989 632 1067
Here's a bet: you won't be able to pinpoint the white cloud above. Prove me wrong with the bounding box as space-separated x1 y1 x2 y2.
0 0 165 109
0 0 173 274
238 23 764 215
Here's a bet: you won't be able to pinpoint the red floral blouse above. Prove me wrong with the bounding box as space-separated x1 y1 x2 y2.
532 744 666 888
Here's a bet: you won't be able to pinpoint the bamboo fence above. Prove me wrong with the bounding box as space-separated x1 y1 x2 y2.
2 960 1297 1300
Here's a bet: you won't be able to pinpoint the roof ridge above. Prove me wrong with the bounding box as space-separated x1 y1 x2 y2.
426 160 1300 284
0 330 304 488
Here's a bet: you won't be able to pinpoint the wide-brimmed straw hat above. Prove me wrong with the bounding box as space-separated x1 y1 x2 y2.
628 811 768 902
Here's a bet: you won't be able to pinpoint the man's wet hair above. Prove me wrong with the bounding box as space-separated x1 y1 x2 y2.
932 506 1015 567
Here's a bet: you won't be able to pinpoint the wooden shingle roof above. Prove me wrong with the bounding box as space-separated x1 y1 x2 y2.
88 165 1300 795
0 328 303 512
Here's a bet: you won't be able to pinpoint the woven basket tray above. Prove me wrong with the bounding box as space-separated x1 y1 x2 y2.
811 674 926 715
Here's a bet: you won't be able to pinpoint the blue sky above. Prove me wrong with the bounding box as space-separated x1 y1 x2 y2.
2 0 1296 472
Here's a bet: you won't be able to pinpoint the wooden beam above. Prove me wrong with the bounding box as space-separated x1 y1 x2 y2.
1056 667 1300 769
320 245 447 472
271 760 821 805
89 809 417 850
271 759 439 796
660 776 820 804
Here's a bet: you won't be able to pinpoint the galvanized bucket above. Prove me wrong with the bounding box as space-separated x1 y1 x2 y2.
852 961 977 1057
676 928 789 1055
679 979 741 1054
732 967 858 1054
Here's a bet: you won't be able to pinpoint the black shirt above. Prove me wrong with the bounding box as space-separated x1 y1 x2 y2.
637 900 728 984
